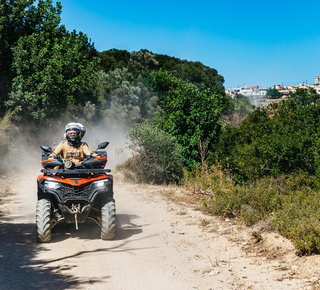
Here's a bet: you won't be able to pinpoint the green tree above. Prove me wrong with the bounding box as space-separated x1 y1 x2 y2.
95 68 133 101
217 92 320 182
99 49 130 72
289 87 319 105
232 94 252 112
221 94 253 126
98 49 225 92
266 88 283 99
151 71 229 167
129 50 159 73
6 28 98 122
0 0 62 115
95 68 160 128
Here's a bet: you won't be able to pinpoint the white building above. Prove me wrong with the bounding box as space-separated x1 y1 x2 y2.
225 76 320 107
225 86 268 106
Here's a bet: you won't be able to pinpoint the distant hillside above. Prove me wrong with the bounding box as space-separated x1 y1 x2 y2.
98 49 225 91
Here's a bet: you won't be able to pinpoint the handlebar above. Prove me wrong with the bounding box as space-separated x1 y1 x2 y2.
41 168 111 174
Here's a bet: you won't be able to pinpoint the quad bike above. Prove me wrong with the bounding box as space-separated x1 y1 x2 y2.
36 141 115 243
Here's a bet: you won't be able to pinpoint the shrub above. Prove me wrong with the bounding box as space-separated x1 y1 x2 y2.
204 176 282 225
271 195 320 254
183 163 230 194
0 112 18 173
125 123 183 184
190 169 320 254
216 96 320 182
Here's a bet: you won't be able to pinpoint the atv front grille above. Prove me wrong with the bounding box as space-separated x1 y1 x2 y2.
60 183 92 199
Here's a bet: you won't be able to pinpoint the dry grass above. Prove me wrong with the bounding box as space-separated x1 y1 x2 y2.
200 218 210 227
118 165 320 254
116 170 320 287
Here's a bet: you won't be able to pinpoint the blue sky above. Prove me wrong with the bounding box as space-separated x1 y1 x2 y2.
60 0 320 89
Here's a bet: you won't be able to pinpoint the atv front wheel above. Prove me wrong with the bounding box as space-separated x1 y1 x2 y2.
101 198 116 240
36 199 52 243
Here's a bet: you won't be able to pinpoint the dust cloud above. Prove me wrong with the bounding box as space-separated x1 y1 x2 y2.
2 120 130 175
220 110 252 127
83 122 131 170
0 119 131 222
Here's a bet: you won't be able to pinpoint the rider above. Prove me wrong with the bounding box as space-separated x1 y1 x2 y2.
49 122 97 165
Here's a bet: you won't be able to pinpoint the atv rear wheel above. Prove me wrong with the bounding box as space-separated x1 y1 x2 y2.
36 199 52 243
101 198 116 240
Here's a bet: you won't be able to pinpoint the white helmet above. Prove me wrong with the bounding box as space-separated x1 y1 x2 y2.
64 122 86 141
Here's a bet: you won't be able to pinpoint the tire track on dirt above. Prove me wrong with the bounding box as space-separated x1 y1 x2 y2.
0 174 312 289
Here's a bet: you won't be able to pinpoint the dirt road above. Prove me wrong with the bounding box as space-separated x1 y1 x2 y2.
0 172 317 289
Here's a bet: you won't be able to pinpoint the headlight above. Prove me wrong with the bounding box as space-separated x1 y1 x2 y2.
92 179 111 188
43 180 61 189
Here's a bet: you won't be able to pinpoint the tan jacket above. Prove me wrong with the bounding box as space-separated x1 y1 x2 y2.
49 141 94 164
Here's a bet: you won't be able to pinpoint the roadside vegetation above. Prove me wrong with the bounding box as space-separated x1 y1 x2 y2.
2 0 320 254
0 112 18 172
184 166 320 254
119 122 183 184
121 88 320 254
